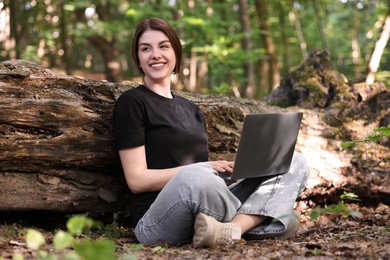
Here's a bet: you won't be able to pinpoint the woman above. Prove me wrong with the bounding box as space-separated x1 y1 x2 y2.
113 18 309 247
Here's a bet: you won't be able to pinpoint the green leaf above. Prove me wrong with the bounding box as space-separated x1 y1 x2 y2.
64 251 81 260
341 126 390 148
152 246 165 253
37 251 57 260
53 230 74 250
374 127 390 135
340 141 355 148
340 191 360 201
25 229 46 250
66 215 96 235
75 239 116 260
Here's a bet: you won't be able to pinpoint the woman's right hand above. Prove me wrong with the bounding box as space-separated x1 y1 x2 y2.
209 160 234 175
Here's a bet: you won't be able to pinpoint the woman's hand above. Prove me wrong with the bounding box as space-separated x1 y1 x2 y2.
209 160 234 175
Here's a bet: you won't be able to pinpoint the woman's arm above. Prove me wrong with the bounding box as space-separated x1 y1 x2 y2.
119 146 182 194
119 146 235 194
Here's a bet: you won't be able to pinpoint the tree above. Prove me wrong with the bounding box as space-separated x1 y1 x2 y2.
289 0 308 62
351 0 362 79
312 0 329 52
238 0 255 98
255 0 280 94
1 0 389 94
1 59 388 213
74 2 123 83
59 1 72 75
366 13 390 84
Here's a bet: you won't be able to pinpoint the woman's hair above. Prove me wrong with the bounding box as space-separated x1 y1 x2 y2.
132 18 182 75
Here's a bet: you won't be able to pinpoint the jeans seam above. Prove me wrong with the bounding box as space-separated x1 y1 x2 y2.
264 175 282 213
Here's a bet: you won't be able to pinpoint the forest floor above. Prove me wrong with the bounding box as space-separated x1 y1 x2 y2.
0 203 389 259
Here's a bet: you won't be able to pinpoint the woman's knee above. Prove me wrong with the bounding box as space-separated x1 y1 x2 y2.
291 153 309 174
290 152 310 190
173 163 227 193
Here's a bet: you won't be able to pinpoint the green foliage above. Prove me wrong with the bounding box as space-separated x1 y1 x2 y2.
98 220 125 239
0 223 22 240
310 191 362 221
20 46 41 63
66 215 102 235
53 230 74 250
3 0 390 95
74 239 116 260
15 215 134 260
341 126 390 148
26 229 46 250
340 191 361 202
310 248 322 256
151 246 166 254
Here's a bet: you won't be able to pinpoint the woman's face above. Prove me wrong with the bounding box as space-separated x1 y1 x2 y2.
138 29 176 84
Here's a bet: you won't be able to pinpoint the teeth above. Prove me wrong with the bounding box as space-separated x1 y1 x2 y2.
151 63 164 68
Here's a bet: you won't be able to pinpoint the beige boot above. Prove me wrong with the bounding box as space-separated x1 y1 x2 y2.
193 213 241 248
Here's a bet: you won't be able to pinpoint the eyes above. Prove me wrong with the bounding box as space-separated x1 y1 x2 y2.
140 43 171 52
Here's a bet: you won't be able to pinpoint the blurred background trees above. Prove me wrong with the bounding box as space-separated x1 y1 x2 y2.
0 0 389 98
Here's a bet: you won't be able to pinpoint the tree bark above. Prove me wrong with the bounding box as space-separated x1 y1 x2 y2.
255 0 280 93
0 59 388 213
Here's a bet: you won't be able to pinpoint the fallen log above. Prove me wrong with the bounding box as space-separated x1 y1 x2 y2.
0 59 388 213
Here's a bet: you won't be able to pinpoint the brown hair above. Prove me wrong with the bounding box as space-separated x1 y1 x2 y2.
132 18 182 75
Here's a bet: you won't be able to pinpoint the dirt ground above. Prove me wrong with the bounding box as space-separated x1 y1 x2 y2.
0 203 389 259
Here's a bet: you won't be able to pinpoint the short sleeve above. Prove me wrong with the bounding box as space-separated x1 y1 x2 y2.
113 93 145 150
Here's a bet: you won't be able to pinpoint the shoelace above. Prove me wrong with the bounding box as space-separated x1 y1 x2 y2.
215 223 235 245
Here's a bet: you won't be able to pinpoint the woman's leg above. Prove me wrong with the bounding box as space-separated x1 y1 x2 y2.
134 163 241 246
192 152 309 247
231 152 310 238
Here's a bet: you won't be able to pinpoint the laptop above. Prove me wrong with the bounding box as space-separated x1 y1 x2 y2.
228 112 303 180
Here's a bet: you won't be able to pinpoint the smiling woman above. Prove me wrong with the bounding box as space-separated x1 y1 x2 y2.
112 18 310 248
137 30 176 97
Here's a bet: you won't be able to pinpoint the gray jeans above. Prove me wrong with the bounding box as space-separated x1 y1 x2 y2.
135 152 310 245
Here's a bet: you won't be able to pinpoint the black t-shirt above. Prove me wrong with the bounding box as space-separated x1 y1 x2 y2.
113 85 208 226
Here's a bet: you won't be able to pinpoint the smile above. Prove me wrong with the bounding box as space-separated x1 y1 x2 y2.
150 63 165 68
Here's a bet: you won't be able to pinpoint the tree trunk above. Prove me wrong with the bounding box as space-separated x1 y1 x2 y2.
366 15 390 85
278 2 289 75
74 6 123 83
86 36 123 83
8 0 20 59
188 50 197 92
255 0 280 93
0 59 388 213
238 0 255 98
289 1 308 61
312 0 329 52
59 1 72 75
197 52 208 92
351 0 362 79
